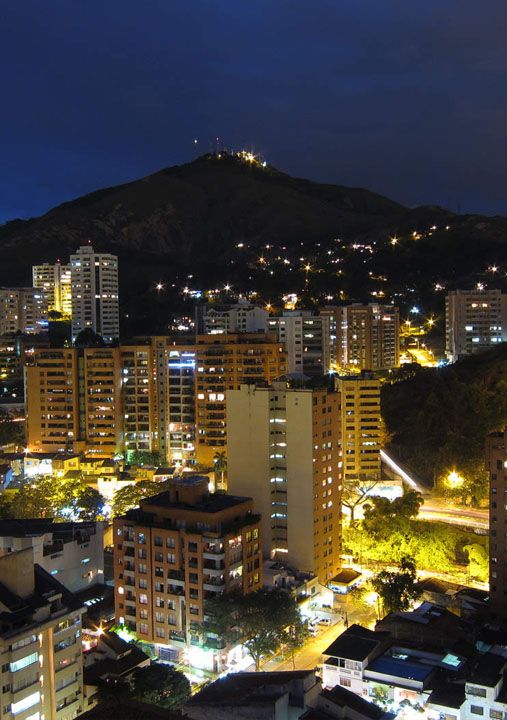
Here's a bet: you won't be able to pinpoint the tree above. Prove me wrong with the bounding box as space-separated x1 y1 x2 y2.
0 407 23 448
73 486 105 520
372 556 421 617
111 480 161 517
74 328 105 347
342 472 380 525
213 450 227 490
281 616 310 669
127 450 165 467
132 663 190 708
363 490 423 537
464 543 489 582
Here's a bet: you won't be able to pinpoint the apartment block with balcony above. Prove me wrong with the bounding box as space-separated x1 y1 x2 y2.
194 333 286 465
445 289 507 362
267 312 330 376
227 381 342 583
0 547 85 720
70 246 119 344
32 263 72 318
335 374 381 484
321 304 400 372
113 475 262 670
195 301 269 334
0 288 48 335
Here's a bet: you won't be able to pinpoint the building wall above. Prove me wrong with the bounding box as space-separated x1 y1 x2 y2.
0 288 47 335
33 263 72 317
446 290 507 362
227 383 342 582
70 246 119 343
487 429 507 624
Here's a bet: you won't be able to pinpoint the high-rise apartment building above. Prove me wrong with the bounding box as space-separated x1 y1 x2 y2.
336 374 382 484
0 547 85 720
33 262 72 317
487 429 507 624
267 312 330 376
194 333 286 465
445 289 507 362
0 288 47 335
227 381 342 582
321 304 400 372
195 301 268 334
70 246 119 344
114 475 262 670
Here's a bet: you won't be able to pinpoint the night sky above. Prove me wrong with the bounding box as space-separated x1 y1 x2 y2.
1 0 506 222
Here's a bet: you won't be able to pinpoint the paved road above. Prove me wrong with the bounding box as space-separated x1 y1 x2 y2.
419 499 488 531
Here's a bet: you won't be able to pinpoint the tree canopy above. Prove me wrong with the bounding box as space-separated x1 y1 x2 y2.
372 556 421 616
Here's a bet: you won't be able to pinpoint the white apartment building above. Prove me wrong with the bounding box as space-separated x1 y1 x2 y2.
70 246 119 344
0 519 104 594
267 312 330 376
0 547 85 720
196 301 268 334
33 263 72 317
445 289 507 362
227 381 342 582
0 288 47 335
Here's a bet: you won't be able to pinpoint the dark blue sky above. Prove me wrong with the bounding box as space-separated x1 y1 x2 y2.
1 0 506 222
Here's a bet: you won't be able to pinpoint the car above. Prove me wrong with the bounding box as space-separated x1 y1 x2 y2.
317 617 332 626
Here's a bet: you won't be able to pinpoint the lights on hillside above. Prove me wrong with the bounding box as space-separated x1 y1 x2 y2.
390 237 398 246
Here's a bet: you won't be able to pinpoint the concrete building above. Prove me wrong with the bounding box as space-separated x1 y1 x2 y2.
33 262 72 317
321 304 400 372
195 301 269 334
0 519 104 593
113 475 262 670
487 428 507 624
165 344 196 464
0 287 47 335
267 312 330 376
194 333 286 465
0 547 85 720
445 289 507 362
227 381 342 582
70 246 119 344
336 374 382 485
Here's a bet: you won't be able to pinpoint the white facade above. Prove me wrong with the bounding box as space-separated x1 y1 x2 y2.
70 246 119 343
0 287 47 334
0 521 104 593
199 302 268 334
267 312 330 375
445 289 507 362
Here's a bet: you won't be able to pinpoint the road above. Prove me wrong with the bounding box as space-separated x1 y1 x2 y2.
419 499 488 531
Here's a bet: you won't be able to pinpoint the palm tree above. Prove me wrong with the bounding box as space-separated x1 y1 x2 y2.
213 451 227 490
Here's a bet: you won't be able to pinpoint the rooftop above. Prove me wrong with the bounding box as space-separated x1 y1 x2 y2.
468 653 506 688
77 699 184 720
320 685 384 719
189 670 315 706
323 625 390 662
428 684 466 710
139 490 253 514
367 654 434 684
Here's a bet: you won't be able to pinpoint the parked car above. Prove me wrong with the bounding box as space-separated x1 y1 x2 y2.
317 617 332 626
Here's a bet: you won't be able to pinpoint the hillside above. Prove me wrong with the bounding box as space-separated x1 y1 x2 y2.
1 152 507 334
382 345 507 496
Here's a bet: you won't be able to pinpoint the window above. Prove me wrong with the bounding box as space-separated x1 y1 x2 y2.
139 579 147 589
139 594 148 605
11 691 40 715
155 597 164 608
490 711 503 720
10 652 38 673
139 609 148 619
155 612 164 623
340 677 351 688
155 627 165 639
167 537 176 549
139 623 148 635
470 707 484 716
168 614 177 626
167 553 176 564
468 687 487 698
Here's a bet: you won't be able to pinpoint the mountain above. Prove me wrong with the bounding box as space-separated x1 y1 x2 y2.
1 152 507 335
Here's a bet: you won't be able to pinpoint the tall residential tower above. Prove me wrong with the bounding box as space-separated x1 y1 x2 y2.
70 246 119 343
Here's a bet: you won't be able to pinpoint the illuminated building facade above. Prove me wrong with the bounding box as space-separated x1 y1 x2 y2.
227 381 342 582
195 301 268 334
321 304 400 372
33 262 72 317
0 287 47 335
194 333 286 465
445 289 507 362
267 311 330 375
113 475 262 669
335 374 382 484
0 547 85 720
70 246 119 344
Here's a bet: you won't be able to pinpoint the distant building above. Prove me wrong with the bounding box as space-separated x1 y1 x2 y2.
267 311 330 375
487 428 507 624
445 289 507 362
70 246 119 343
114 475 262 670
0 518 104 593
0 287 47 334
195 301 269 334
33 262 72 317
0 547 85 720
227 381 342 582
321 304 400 372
